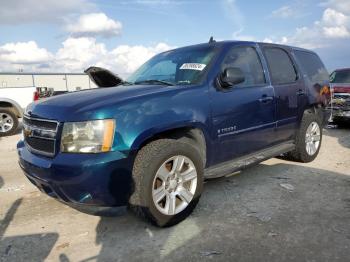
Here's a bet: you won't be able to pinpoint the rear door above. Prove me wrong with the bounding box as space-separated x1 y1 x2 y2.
262 45 303 143
210 44 276 164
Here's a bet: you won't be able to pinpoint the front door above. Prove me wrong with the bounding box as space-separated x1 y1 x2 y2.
210 44 276 164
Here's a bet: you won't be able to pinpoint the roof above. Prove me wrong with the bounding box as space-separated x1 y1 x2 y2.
333 68 350 72
0 72 87 76
168 40 314 54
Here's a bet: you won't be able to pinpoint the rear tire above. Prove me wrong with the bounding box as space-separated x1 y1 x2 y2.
129 139 204 227
288 110 323 163
0 109 18 137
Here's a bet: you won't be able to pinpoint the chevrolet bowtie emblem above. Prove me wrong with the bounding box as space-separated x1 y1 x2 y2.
333 98 345 105
23 127 33 137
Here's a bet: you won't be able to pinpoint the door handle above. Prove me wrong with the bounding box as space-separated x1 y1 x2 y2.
258 96 274 103
296 89 305 96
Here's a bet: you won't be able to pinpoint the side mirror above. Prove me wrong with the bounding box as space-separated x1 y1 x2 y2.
218 67 245 88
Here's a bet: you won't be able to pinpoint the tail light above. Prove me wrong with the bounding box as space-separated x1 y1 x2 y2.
33 90 40 101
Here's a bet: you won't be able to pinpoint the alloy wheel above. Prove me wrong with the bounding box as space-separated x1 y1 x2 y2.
152 155 198 216
0 113 14 133
305 121 321 156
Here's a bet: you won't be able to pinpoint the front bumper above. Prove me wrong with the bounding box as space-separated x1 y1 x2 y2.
330 94 350 120
17 140 135 207
332 108 350 120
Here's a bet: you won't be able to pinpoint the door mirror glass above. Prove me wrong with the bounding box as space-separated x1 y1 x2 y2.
219 67 245 88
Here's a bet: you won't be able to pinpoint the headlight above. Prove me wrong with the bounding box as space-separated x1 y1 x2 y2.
61 119 115 153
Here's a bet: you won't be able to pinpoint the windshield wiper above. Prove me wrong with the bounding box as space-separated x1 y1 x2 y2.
134 79 174 86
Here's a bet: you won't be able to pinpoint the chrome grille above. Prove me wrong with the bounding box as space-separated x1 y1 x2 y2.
334 94 350 100
23 116 59 157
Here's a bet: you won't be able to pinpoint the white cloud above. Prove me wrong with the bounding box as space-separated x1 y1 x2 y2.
262 38 274 43
323 26 350 38
222 0 244 32
281 37 288 44
54 38 173 76
0 38 173 77
276 27 327 49
132 0 177 4
55 37 108 71
270 7 350 49
232 29 255 41
271 5 298 19
123 0 195 5
321 0 350 15
0 0 95 24
270 1 310 20
322 8 349 26
66 13 122 38
104 43 174 76
0 41 53 64
264 0 350 70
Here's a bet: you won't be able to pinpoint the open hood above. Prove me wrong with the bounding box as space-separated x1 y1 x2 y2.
84 66 123 87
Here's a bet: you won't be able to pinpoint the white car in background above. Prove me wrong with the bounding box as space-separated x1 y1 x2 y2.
0 86 37 136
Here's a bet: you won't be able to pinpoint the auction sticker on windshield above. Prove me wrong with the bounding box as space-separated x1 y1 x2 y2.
180 63 206 71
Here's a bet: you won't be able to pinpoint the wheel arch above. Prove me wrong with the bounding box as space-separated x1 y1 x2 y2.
130 123 210 168
302 103 327 124
0 98 23 117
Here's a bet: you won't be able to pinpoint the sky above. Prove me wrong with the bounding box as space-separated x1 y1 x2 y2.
0 0 349 77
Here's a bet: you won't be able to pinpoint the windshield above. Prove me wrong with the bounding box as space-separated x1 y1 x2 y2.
127 45 217 86
330 70 350 83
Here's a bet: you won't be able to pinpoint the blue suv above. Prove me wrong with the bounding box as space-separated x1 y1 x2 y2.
18 40 331 227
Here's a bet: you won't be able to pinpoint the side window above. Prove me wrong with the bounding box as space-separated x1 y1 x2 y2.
264 48 297 85
221 46 266 87
294 51 329 84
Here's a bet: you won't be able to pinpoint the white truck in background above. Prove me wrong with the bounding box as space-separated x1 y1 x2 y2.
0 87 37 136
0 72 99 136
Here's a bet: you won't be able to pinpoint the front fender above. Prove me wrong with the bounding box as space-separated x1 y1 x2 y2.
111 85 212 154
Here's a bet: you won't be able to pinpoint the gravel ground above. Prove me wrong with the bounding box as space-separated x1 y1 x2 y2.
0 125 349 262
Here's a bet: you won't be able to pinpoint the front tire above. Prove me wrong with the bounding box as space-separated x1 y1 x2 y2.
0 109 18 137
129 139 204 227
289 110 323 163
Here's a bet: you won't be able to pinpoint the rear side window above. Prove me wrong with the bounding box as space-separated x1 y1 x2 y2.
330 70 350 83
294 51 329 84
221 46 266 87
264 48 297 85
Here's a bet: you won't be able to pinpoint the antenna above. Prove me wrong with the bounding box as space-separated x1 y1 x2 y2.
209 36 216 43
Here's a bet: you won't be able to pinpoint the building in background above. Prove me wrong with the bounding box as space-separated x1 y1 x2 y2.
0 73 97 92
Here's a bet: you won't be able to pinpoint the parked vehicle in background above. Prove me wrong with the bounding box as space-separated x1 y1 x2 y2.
18 40 330 227
0 87 38 136
0 86 56 136
330 68 350 125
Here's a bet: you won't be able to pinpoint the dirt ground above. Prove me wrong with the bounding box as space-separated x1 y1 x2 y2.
0 125 349 262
